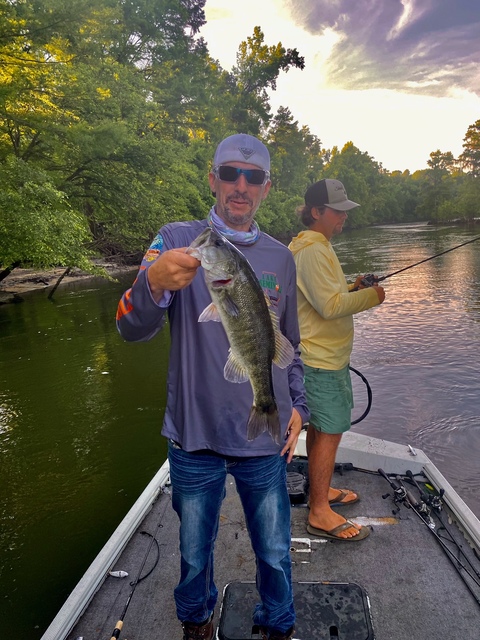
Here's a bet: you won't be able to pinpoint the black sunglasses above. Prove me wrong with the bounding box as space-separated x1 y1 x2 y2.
214 165 270 186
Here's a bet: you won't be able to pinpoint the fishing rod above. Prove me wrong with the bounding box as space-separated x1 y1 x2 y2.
403 470 480 580
108 521 163 640
378 468 480 607
405 469 443 514
359 235 480 287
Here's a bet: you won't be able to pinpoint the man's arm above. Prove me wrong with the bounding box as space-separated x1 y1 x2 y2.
298 245 384 320
116 231 200 342
147 249 200 303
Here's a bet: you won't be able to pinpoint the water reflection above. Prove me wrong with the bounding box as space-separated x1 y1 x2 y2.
343 224 480 523
0 275 168 637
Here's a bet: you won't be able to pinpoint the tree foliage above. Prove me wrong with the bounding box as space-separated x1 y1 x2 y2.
0 157 91 269
231 26 304 132
459 120 480 178
0 0 478 278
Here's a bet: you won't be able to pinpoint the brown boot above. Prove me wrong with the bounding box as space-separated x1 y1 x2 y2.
181 613 214 640
260 625 295 639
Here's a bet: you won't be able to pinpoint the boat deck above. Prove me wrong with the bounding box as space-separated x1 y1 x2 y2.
65 461 480 640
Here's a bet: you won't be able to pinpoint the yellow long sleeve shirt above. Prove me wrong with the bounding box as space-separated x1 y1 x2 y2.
289 230 381 370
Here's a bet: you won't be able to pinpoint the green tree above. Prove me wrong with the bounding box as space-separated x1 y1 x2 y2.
0 0 213 268
416 150 456 222
231 26 304 132
459 119 480 178
0 157 91 271
322 142 383 228
452 176 480 222
387 171 422 222
267 107 323 194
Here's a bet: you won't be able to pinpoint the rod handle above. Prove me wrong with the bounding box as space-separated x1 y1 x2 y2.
378 468 394 486
110 620 123 640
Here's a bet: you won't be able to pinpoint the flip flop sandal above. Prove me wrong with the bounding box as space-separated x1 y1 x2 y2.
306 519 370 541
307 489 360 509
329 489 360 506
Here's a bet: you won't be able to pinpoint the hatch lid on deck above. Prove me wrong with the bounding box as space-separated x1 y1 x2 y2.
218 580 374 640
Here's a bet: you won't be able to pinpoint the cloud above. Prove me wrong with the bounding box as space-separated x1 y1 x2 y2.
283 0 480 96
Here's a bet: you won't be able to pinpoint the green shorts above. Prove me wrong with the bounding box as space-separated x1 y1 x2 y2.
304 364 353 434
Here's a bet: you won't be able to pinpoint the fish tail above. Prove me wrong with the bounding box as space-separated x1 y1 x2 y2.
246 401 282 444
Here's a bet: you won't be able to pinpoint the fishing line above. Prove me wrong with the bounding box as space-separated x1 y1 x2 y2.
360 235 480 287
378 234 480 282
108 519 164 640
349 236 480 421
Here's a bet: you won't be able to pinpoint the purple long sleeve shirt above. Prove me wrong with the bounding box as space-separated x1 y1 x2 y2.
117 217 309 456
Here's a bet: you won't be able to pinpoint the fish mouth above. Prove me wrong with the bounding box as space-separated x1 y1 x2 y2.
211 278 232 287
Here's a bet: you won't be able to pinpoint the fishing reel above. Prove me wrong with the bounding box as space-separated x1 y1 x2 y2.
380 474 409 515
350 273 381 292
407 491 436 529
380 469 421 512
380 469 438 529
405 470 444 513
360 274 380 288
422 488 444 513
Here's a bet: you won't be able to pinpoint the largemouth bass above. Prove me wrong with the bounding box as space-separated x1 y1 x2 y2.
187 227 294 444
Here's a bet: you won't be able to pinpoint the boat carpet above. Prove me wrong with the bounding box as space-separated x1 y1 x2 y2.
67 463 480 640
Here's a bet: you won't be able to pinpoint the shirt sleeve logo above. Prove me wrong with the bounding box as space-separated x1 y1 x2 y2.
142 233 164 262
149 233 164 251
143 248 160 262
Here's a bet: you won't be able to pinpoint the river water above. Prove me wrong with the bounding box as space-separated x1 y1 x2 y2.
1 223 479 638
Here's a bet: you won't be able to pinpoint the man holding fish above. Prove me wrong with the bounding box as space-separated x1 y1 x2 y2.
116 134 309 640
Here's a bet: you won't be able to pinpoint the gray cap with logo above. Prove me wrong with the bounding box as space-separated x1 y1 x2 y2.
213 133 270 171
304 179 359 211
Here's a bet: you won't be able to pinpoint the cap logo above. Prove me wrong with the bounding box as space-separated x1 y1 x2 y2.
239 146 255 160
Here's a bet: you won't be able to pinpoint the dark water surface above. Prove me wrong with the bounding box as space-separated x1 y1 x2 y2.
0 223 479 637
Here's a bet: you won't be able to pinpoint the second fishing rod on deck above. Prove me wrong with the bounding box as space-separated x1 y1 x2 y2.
353 234 480 289
378 468 480 607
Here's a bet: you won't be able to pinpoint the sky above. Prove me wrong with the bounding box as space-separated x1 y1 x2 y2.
199 0 480 173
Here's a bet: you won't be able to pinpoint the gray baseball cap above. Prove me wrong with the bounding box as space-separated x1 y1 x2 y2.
213 133 270 171
304 179 360 211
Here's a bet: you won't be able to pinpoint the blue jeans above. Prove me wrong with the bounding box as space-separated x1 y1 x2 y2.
168 441 295 633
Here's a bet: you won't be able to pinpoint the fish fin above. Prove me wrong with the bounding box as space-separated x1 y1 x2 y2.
223 293 240 317
268 307 295 369
198 302 222 322
224 349 249 383
199 296 239 320
246 402 282 444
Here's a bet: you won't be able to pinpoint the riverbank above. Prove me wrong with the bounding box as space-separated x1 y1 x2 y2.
0 262 137 304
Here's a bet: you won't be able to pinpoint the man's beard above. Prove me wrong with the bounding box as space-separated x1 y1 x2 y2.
221 192 258 228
